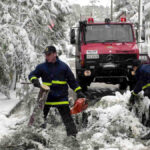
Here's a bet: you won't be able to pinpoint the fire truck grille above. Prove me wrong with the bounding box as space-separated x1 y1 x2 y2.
98 54 137 63
85 54 137 64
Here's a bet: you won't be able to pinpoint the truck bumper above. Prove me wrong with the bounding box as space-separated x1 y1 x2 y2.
94 76 127 84
76 65 131 84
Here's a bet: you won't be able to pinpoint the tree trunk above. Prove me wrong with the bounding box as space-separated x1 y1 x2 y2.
28 85 50 126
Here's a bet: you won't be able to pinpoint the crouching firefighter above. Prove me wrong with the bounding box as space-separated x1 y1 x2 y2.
28 46 85 137
128 59 150 140
129 60 150 106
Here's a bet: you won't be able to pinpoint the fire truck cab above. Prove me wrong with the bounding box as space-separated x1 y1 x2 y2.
70 17 148 91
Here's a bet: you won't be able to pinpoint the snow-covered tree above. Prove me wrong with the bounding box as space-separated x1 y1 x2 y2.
0 25 36 97
114 0 138 22
114 0 150 55
114 0 149 23
0 0 71 51
0 0 71 97
68 3 108 25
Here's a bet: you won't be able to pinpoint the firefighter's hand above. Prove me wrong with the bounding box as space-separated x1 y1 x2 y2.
76 90 86 99
31 79 41 88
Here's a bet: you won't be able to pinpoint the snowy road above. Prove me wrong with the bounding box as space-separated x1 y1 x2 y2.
0 58 150 150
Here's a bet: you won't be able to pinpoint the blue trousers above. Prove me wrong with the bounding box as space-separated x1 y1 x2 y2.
43 105 77 136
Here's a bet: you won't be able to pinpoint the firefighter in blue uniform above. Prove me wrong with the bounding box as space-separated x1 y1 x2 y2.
129 60 150 140
29 46 85 137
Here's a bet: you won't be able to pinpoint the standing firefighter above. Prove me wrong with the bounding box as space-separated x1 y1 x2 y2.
28 46 85 137
129 60 150 106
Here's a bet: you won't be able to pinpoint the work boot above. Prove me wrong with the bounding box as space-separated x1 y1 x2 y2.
41 119 47 129
63 136 80 150
71 137 80 149
141 131 150 140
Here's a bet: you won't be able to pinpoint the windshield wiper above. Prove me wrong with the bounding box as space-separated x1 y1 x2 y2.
86 40 101 43
102 40 120 43
86 40 123 43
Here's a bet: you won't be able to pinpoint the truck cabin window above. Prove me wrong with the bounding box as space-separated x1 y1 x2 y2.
85 24 134 43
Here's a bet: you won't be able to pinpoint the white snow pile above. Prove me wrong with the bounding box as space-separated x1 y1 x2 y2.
1 89 150 150
78 91 150 150
0 92 26 140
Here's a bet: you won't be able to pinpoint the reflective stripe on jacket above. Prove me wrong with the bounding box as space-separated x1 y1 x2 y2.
134 64 150 94
28 58 81 105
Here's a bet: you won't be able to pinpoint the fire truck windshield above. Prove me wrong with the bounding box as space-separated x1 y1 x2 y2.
85 24 134 43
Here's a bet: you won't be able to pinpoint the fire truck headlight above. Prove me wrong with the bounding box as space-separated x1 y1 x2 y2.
84 70 91 76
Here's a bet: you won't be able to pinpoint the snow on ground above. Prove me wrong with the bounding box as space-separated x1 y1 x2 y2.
0 87 150 149
0 92 25 139
78 91 150 150
0 92 20 116
0 57 150 149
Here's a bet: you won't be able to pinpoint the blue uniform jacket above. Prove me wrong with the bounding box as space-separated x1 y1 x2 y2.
133 64 150 95
28 58 82 106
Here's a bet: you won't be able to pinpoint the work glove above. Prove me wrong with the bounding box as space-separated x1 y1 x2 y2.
76 90 86 99
31 79 41 88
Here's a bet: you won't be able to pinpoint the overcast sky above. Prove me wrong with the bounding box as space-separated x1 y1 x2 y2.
68 0 110 7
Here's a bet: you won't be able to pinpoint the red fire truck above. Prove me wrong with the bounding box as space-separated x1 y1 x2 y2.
70 17 149 91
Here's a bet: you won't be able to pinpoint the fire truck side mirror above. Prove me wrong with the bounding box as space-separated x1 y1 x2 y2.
70 29 76 44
